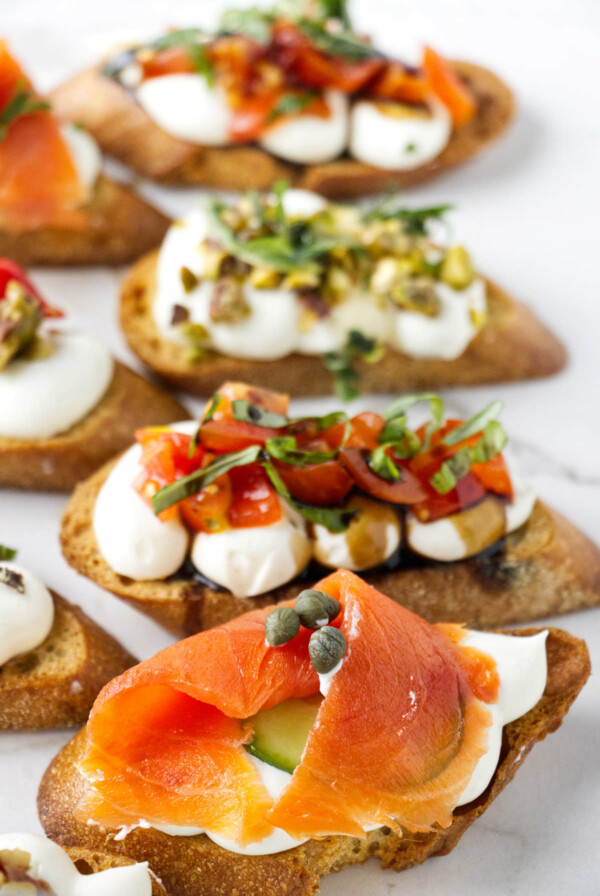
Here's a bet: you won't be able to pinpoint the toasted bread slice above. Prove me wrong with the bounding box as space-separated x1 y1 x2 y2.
0 361 188 492
120 250 567 398
60 455 600 635
37 627 590 896
50 62 513 195
0 176 169 267
0 591 135 730
65 847 167 896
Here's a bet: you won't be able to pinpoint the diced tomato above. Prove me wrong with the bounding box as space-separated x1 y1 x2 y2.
133 428 206 520
367 61 429 104
422 46 477 127
0 258 63 317
141 46 195 79
199 419 279 452
229 91 280 142
227 464 282 528
208 382 289 421
180 474 232 533
271 20 385 93
209 34 267 88
340 446 428 504
472 453 513 501
347 412 386 451
411 472 487 523
274 459 353 507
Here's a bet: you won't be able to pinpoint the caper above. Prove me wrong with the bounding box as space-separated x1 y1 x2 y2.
295 589 341 629
308 626 347 674
264 606 300 647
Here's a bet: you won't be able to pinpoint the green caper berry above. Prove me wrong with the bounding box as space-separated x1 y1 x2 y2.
265 606 300 647
308 626 347 674
294 589 341 629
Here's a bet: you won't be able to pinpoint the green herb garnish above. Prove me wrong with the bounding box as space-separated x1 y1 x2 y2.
232 399 288 428
0 83 50 141
323 330 384 401
267 91 318 123
152 29 215 83
153 445 261 514
430 420 508 495
442 401 504 446
383 392 445 450
265 434 341 466
364 193 453 236
0 545 17 561
218 6 275 43
298 19 378 62
263 461 356 532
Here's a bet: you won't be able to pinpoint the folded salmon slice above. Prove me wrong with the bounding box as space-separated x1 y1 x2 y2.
0 41 88 232
77 571 494 845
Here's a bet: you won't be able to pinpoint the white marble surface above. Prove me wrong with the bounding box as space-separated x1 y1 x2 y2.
0 0 599 893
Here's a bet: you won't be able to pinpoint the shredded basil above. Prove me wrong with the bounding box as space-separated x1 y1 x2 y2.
263 461 356 532
218 7 274 43
430 420 508 495
0 83 50 141
267 91 318 124
265 435 340 467
151 29 215 83
152 446 261 515
0 545 17 561
443 401 504 446
364 193 453 236
298 19 378 62
232 399 288 428
369 444 401 482
323 330 384 401
383 392 445 450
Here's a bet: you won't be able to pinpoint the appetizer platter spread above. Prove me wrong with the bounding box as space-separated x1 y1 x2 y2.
50 0 514 194
1 1 599 895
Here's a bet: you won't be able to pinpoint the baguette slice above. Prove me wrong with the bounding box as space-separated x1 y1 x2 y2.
60 455 600 636
0 176 170 267
37 627 590 896
50 62 513 196
0 591 135 730
0 361 188 492
120 251 567 397
65 847 167 896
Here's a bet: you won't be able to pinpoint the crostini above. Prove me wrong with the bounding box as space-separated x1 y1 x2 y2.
60 382 600 635
50 1 514 195
0 260 188 491
0 548 135 730
38 571 590 896
0 41 169 266
121 187 566 398
0 833 166 895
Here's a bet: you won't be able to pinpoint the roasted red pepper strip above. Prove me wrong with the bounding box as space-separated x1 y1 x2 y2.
0 258 63 317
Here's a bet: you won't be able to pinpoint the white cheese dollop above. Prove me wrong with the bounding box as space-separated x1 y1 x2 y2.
0 563 54 666
0 332 113 440
93 437 190 581
349 98 451 170
191 498 311 598
135 73 232 145
259 90 349 164
406 482 536 562
0 833 152 896
119 629 546 855
61 124 102 190
393 277 486 360
281 189 328 219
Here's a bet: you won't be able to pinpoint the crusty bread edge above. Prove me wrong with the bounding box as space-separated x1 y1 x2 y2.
0 592 136 730
37 628 590 896
0 361 188 492
119 250 567 398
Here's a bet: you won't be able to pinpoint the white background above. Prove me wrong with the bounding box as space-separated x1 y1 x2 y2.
1 0 599 893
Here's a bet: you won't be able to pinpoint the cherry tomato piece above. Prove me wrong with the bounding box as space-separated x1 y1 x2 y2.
340 446 428 504
274 459 353 507
228 464 282 528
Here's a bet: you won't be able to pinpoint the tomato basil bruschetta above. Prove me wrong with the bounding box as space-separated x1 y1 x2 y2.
60 382 600 636
50 0 513 195
121 187 566 398
0 260 188 490
38 571 590 896
0 546 135 730
0 834 165 896
0 41 168 266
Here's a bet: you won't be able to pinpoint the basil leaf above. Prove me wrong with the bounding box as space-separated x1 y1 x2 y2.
151 29 215 84
152 445 261 515
263 461 356 533
0 83 50 141
429 420 508 495
232 399 288 428
364 196 453 236
443 401 504 446
369 444 400 481
377 418 421 460
0 545 17 561
267 92 318 123
265 435 338 466
203 392 222 423
219 7 274 43
323 330 384 401
298 20 378 62
383 392 444 450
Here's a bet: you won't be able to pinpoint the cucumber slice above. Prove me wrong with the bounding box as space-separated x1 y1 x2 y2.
245 695 323 774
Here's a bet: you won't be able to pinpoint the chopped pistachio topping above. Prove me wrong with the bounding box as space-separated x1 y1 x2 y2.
0 281 44 370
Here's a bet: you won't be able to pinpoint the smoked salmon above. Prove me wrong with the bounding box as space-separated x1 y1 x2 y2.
0 41 88 232
76 570 495 846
